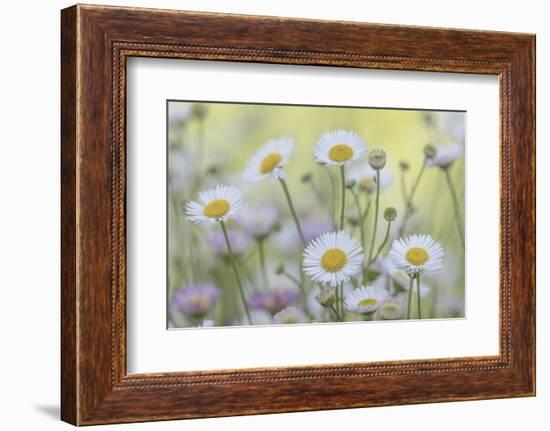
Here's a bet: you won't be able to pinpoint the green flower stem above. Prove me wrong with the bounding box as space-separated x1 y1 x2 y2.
351 188 365 253
407 275 414 319
372 219 393 264
257 238 269 289
329 304 343 322
220 221 252 324
338 284 345 320
362 192 372 220
365 170 381 279
339 166 346 230
278 178 306 244
398 160 427 237
400 168 408 205
443 167 465 249
334 285 339 319
416 273 422 319
360 193 372 253
334 284 343 319
326 169 337 226
281 270 301 288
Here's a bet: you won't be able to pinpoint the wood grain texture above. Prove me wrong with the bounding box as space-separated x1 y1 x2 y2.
60 4 536 425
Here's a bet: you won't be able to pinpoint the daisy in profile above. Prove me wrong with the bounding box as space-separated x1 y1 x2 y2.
389 234 444 277
348 161 394 193
379 297 404 320
272 306 308 324
344 285 389 318
314 129 367 230
426 143 463 168
314 129 367 167
185 184 244 224
242 137 295 182
303 231 364 287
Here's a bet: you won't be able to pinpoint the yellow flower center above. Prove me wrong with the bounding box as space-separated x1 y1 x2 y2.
260 152 282 174
328 144 354 162
405 247 429 266
321 248 348 272
203 199 230 219
360 177 376 189
189 295 209 309
382 303 399 312
359 298 378 308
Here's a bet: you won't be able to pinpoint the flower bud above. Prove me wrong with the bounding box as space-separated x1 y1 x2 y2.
383 207 398 222
368 148 387 170
424 144 437 159
347 216 359 227
191 103 208 120
315 286 336 307
206 164 219 175
380 300 402 320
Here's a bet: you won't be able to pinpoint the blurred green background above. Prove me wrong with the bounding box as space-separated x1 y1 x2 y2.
167 101 465 328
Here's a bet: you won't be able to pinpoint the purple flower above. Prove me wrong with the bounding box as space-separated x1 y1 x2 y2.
237 204 279 238
172 283 221 317
206 229 252 257
248 287 301 314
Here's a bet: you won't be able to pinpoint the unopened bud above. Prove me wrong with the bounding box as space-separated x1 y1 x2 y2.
368 148 387 170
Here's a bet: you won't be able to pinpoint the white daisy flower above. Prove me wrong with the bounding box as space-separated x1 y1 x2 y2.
426 143 464 168
314 129 367 167
242 137 295 182
389 234 445 277
272 306 308 324
303 231 364 287
344 285 389 315
185 184 244 224
347 162 394 192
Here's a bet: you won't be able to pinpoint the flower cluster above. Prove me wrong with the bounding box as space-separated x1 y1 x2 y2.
170 104 464 328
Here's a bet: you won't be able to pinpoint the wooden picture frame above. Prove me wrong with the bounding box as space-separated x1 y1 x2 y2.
61 4 535 425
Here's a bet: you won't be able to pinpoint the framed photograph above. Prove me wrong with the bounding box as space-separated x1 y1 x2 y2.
61 4 535 425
